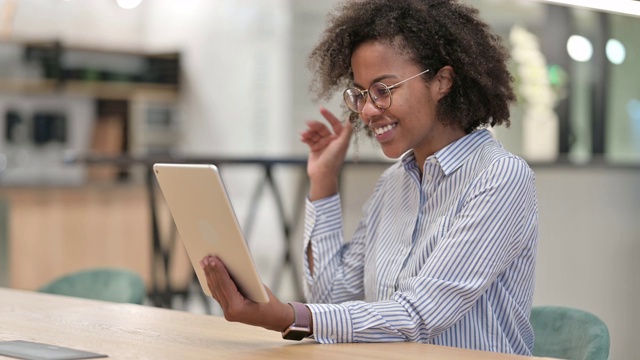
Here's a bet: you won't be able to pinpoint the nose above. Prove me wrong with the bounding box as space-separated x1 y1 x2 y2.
360 98 384 124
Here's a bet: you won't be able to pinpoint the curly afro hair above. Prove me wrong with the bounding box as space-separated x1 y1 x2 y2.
308 0 516 134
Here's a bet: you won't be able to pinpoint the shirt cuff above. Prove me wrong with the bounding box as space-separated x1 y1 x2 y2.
306 303 354 343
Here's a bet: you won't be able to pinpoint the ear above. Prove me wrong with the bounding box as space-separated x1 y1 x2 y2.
431 65 454 101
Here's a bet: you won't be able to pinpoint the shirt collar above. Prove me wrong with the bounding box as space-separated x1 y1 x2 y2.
401 129 495 176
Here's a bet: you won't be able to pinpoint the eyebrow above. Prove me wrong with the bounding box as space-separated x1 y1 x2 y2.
353 74 399 89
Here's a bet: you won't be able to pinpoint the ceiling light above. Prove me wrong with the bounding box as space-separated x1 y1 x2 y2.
606 39 626 65
567 35 593 62
116 0 143 10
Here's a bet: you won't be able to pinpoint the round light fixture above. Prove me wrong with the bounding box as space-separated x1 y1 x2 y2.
606 39 626 65
566 35 593 62
116 0 143 10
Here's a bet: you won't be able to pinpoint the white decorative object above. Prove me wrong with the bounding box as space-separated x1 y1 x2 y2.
510 25 560 162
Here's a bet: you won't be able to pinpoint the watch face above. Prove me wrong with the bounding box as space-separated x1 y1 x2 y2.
282 326 311 341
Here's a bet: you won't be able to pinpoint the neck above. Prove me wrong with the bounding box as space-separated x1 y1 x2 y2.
414 127 466 172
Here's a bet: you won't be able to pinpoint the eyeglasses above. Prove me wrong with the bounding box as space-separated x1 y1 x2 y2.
343 69 430 114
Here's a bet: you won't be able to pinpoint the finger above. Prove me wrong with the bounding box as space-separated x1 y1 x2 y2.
201 256 213 287
212 257 245 303
204 260 221 302
205 275 220 303
206 258 229 309
209 257 245 317
319 106 344 134
305 120 334 137
301 125 336 150
309 137 333 152
300 130 321 144
340 120 354 141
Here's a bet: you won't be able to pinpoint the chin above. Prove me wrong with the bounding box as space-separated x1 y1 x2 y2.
380 146 405 160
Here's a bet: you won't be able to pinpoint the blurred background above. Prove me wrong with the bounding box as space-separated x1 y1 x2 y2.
0 0 638 358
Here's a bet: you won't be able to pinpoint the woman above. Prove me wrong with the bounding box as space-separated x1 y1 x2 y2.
201 0 538 355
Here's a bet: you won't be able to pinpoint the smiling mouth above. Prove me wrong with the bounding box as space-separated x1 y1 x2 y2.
373 123 397 136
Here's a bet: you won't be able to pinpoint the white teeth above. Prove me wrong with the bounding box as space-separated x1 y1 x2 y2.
374 124 396 135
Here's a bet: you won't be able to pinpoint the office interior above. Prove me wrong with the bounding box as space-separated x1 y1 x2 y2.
0 0 637 358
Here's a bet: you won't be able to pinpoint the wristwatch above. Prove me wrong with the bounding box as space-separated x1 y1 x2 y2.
281 302 312 340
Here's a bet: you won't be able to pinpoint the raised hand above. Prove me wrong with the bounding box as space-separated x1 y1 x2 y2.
300 107 353 201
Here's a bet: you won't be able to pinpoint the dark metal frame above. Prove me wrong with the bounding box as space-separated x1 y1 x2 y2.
75 154 391 311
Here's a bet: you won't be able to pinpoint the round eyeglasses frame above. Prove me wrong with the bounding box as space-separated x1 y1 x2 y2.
343 69 430 114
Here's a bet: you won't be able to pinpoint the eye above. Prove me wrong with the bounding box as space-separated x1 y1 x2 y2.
370 83 390 100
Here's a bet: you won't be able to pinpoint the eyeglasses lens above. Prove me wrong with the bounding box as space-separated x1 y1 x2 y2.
369 83 391 108
344 89 364 113
344 83 393 113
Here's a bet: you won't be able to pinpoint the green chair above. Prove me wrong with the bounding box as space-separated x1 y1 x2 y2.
38 268 146 305
530 306 610 360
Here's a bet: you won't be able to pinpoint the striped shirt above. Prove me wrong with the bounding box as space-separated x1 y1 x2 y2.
302 129 538 355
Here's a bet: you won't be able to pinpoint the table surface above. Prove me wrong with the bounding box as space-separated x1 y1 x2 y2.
0 288 558 360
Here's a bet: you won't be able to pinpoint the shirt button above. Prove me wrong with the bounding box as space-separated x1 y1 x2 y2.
424 174 432 181
330 334 337 341
430 158 437 164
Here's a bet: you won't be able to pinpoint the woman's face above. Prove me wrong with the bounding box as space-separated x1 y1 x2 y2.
351 40 464 167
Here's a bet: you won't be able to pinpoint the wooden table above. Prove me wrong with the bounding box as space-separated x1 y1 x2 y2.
0 288 558 360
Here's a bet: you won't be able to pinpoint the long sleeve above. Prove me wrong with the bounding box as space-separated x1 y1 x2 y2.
302 193 368 304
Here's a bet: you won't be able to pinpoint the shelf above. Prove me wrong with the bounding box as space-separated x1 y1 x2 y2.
12 39 179 59
0 79 178 101
0 39 183 171
0 39 180 99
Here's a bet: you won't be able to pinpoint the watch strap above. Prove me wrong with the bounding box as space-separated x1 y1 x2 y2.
289 302 311 330
281 302 312 340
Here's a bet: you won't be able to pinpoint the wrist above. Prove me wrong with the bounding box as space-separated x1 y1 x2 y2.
309 178 338 201
277 302 295 332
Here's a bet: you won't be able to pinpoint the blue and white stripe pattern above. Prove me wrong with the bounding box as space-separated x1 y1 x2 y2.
302 129 538 355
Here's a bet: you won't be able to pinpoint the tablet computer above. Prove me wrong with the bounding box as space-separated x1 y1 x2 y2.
0 340 107 360
153 163 269 303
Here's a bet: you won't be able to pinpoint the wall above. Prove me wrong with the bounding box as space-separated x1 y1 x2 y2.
532 167 640 360
8 0 144 50
142 0 293 157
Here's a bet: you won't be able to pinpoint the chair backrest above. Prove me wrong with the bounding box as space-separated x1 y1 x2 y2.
530 306 610 360
38 268 146 305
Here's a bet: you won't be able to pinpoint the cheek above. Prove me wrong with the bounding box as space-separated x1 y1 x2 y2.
412 92 437 118
401 98 438 131
397 95 427 117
